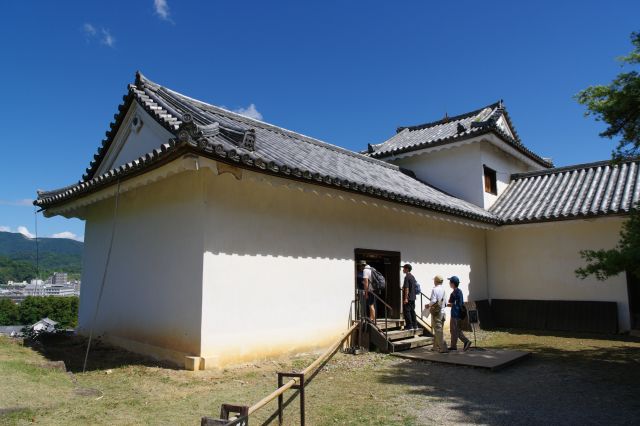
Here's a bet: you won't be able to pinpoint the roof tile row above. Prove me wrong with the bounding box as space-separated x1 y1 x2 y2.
491 160 640 223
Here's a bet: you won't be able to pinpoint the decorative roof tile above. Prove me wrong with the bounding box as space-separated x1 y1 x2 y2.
36 73 499 225
490 159 640 223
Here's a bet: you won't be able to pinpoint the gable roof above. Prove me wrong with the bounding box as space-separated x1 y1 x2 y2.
490 159 640 224
35 72 499 225
368 101 552 167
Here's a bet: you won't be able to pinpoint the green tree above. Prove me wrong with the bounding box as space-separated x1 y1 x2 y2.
576 31 640 281
0 298 20 325
576 31 640 160
576 206 640 280
17 296 79 328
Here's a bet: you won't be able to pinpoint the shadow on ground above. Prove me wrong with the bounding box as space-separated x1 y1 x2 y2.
377 337 640 425
24 333 178 373
489 327 640 343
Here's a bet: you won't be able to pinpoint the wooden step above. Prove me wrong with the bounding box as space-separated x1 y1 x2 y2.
385 329 423 341
375 318 404 331
391 336 433 352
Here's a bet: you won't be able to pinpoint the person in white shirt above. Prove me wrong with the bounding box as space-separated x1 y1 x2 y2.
357 260 376 321
425 275 448 353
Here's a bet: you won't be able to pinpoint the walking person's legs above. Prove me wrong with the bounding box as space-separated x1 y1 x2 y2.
408 301 417 330
450 317 459 349
439 314 449 352
458 320 471 350
403 303 412 330
431 315 438 350
433 313 448 352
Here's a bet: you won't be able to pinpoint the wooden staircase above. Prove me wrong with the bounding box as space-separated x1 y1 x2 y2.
365 317 433 353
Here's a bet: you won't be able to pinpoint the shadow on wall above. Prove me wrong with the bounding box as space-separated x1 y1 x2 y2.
24 333 179 373
377 341 640 424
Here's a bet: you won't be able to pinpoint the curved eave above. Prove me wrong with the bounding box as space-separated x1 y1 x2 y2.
370 124 552 168
499 211 631 226
36 139 501 226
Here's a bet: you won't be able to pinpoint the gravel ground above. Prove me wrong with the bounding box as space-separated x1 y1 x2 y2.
368 331 640 425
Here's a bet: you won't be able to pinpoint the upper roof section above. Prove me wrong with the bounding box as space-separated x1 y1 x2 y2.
368 101 553 168
36 72 498 224
490 159 640 224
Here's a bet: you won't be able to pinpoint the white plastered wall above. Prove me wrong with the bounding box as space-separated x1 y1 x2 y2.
200 164 489 367
78 171 205 365
480 142 536 209
487 217 630 330
392 143 486 207
389 137 543 210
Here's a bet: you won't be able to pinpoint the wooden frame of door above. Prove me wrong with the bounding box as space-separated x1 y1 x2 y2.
354 248 402 318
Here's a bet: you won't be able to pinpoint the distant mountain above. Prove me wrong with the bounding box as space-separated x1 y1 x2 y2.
0 231 83 257
0 232 83 283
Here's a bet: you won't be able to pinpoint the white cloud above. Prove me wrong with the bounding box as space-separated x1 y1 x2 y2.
83 23 96 37
51 231 83 242
154 0 172 21
0 199 32 206
101 29 115 47
0 226 11 232
82 23 115 48
233 104 263 121
17 226 35 239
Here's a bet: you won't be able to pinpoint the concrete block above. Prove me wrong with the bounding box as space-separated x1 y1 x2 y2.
184 356 204 371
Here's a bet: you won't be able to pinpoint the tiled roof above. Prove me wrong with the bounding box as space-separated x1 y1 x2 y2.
368 101 552 167
490 159 640 224
36 72 499 225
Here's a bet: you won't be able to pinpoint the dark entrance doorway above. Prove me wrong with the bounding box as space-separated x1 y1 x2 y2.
627 271 640 329
355 248 401 319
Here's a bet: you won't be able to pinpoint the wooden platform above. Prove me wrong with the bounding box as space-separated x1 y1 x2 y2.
391 347 531 370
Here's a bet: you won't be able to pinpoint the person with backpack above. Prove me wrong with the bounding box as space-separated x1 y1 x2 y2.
401 264 418 331
425 275 448 353
357 260 375 321
446 276 471 351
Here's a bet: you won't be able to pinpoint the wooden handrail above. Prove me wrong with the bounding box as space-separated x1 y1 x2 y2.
247 323 358 416
367 289 394 313
418 291 434 332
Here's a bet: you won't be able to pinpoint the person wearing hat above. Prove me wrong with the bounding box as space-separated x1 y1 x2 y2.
446 276 471 351
425 275 448 353
357 260 375 321
401 264 418 331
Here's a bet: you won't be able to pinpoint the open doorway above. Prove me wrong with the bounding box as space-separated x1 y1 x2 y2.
627 271 640 330
355 248 401 319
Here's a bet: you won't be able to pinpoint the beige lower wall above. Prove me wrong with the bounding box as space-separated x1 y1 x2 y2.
487 217 630 330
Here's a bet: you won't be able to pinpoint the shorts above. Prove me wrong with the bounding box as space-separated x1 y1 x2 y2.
358 290 376 306
366 291 375 306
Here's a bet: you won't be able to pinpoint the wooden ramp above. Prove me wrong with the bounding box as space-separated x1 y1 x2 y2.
391 347 530 371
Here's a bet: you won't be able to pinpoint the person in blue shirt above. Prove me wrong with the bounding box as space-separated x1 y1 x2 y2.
446 276 471 351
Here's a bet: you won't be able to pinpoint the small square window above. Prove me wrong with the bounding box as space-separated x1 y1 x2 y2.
484 165 497 195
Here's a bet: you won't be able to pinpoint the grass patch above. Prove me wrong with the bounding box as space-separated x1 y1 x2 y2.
1 330 639 425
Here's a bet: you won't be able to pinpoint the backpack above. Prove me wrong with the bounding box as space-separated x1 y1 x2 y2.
415 282 421 295
453 288 467 320
369 267 386 292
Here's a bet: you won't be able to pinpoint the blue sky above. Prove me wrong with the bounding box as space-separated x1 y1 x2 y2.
1 1 638 241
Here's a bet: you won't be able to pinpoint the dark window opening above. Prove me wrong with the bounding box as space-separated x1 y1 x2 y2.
484 165 497 195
